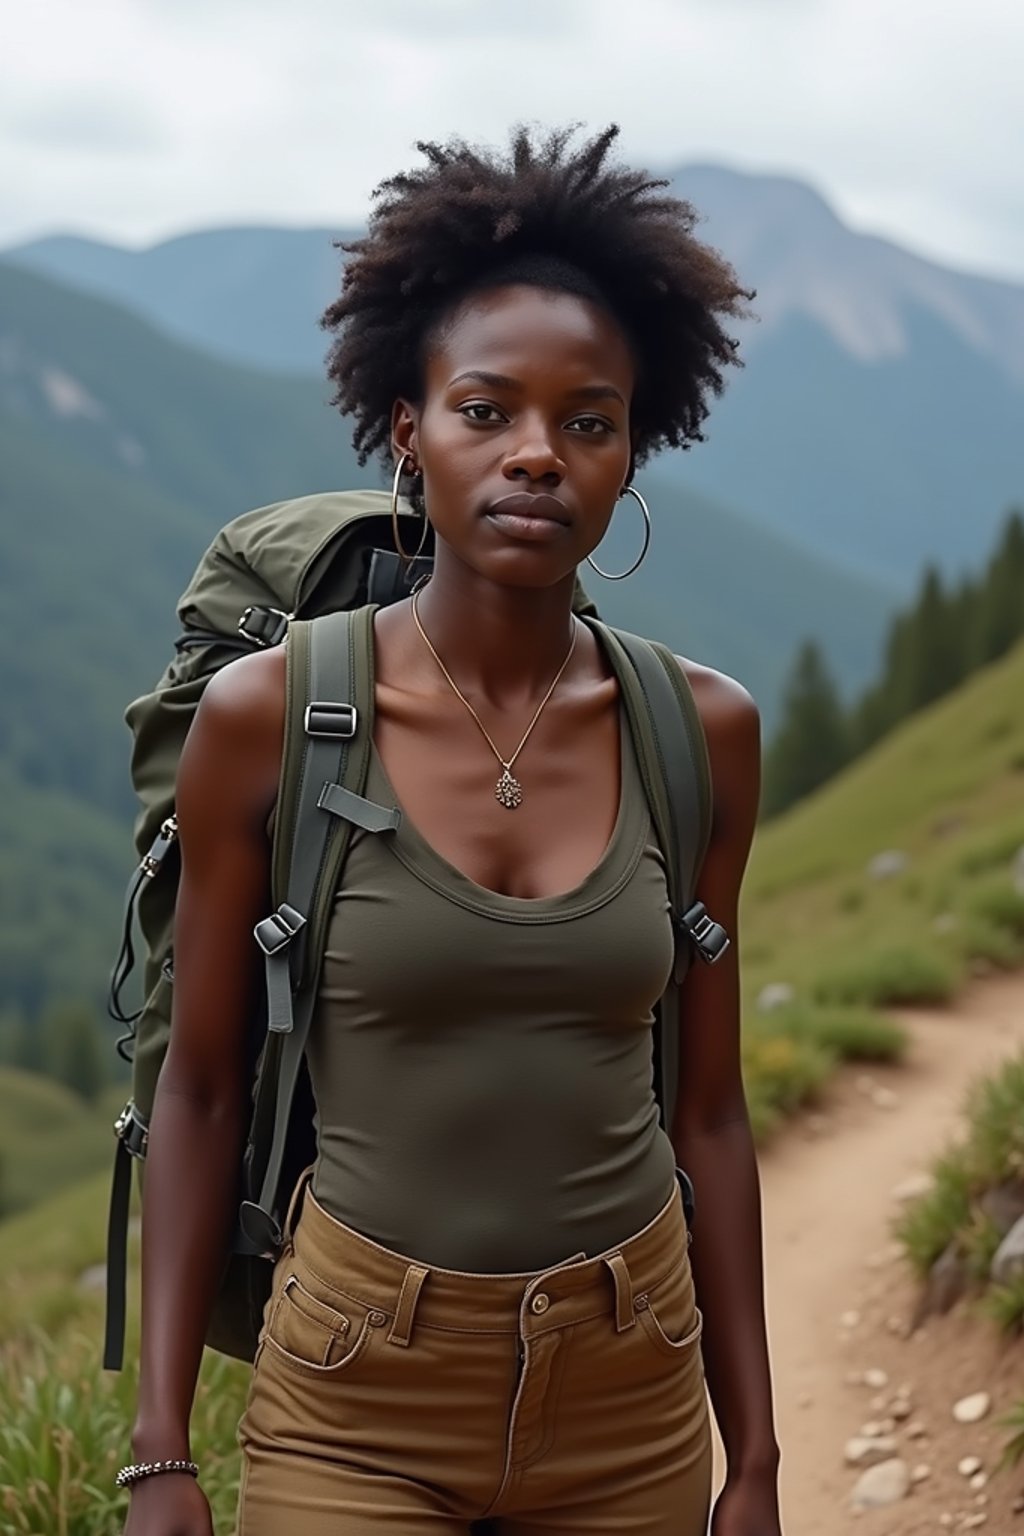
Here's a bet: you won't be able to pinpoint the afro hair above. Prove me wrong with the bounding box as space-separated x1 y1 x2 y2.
321 123 752 470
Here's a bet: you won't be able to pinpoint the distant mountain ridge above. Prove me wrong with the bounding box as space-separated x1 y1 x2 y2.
672 166 1024 386
7 162 1022 590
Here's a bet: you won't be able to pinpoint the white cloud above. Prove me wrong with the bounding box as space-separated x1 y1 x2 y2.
1 0 1022 282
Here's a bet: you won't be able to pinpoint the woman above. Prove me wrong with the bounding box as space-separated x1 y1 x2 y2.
123 125 780 1536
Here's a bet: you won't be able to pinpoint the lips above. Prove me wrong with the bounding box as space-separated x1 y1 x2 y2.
485 492 571 525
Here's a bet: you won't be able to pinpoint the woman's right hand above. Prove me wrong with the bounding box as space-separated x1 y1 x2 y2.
122 1473 215 1536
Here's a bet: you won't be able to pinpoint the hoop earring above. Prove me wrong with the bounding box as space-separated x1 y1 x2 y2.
586 485 652 581
391 452 430 565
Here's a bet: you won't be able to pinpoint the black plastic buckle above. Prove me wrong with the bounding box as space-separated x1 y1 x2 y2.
253 903 306 957
304 701 358 739
238 606 292 649
113 1100 150 1160
238 1200 283 1257
677 901 731 965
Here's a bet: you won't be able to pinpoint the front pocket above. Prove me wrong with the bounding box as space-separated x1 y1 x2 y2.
634 1251 704 1362
264 1273 376 1375
637 1298 703 1360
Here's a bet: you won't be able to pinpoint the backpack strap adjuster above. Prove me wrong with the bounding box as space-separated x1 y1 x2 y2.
304 702 358 739
253 903 306 958
238 606 292 649
677 901 731 965
140 815 179 878
113 1100 150 1160
317 782 401 834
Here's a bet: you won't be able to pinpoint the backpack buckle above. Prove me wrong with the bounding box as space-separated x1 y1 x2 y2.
238 1200 283 1257
677 901 731 965
238 606 292 649
140 815 179 878
253 903 306 957
304 702 358 739
113 1100 150 1160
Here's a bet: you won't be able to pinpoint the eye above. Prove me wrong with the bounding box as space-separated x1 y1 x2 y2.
566 415 613 435
458 401 506 424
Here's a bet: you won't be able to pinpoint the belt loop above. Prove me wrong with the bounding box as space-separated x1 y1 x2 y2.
605 1251 635 1332
387 1263 429 1347
281 1165 315 1253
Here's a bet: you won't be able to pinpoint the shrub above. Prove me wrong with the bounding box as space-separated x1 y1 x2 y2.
897 1051 1024 1274
963 1052 1024 1188
896 1154 973 1276
813 944 958 1008
956 825 1024 878
963 880 1024 940
742 1031 834 1138
983 1274 1024 1336
768 1005 906 1064
1002 1400 1024 1469
959 917 1024 971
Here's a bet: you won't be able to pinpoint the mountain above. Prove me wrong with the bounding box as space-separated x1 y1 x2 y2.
0 258 891 1013
660 166 1024 587
9 164 1022 589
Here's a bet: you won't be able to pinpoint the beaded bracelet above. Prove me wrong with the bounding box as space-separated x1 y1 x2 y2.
115 1459 199 1489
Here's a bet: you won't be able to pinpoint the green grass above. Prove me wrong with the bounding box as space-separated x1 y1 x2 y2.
811 944 958 1007
0 1174 247 1536
740 638 1024 1020
0 1071 125 1216
896 1050 1024 1277
1002 1401 1024 1468
983 1274 1024 1335
0 1333 248 1536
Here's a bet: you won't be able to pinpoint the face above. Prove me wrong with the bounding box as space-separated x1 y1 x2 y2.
391 284 636 587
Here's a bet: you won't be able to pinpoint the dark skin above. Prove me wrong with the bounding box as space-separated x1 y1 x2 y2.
125 285 780 1535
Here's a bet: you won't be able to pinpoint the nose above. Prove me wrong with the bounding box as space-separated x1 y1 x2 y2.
502 417 566 486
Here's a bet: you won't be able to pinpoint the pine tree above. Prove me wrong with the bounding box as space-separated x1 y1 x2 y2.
902 565 968 710
763 640 849 817
974 509 1024 664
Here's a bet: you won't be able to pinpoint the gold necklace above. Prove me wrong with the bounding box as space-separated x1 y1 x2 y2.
410 590 579 810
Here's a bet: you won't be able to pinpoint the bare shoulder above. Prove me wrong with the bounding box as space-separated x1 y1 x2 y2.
675 655 761 837
179 648 286 822
192 647 287 752
675 656 760 751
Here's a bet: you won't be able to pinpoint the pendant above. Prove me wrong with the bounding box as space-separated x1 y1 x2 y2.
495 768 523 810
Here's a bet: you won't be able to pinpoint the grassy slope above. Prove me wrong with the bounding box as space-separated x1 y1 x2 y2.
742 635 1024 1002
0 1071 125 1215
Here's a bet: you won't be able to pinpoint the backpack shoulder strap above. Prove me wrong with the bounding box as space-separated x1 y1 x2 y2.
239 605 399 1253
586 619 730 1135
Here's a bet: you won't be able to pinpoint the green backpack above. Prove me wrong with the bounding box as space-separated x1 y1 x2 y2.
103 487 729 1372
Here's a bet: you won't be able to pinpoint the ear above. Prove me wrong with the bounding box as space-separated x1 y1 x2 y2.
391 399 420 466
624 442 638 490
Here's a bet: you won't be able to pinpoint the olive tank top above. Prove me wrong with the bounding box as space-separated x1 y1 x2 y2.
306 708 678 1272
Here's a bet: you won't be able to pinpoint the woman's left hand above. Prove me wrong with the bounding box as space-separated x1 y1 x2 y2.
711 1469 783 1535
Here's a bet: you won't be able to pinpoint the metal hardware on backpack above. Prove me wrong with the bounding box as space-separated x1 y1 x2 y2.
102 488 728 1372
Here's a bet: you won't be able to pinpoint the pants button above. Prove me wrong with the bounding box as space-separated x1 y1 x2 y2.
368 1310 387 1328
530 1292 550 1315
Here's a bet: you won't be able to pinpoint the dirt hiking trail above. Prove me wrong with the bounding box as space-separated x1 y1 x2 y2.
727 971 1024 1533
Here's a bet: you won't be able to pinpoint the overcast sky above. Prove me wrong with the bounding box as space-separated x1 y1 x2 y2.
3 0 1023 284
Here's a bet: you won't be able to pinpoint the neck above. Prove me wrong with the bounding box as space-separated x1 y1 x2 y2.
411 547 580 706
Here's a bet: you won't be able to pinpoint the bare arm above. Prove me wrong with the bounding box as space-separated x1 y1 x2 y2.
671 663 782 1531
129 651 284 1466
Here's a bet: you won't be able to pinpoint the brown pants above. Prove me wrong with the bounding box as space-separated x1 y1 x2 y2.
237 1177 711 1534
